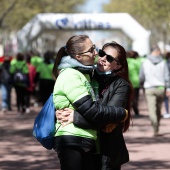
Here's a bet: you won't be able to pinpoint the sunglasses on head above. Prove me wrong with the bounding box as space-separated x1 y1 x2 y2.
78 45 96 55
98 49 119 64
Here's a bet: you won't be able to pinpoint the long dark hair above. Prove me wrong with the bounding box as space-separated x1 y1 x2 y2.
102 41 134 132
52 35 89 79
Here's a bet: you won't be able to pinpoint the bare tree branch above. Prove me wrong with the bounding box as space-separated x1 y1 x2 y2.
0 0 17 28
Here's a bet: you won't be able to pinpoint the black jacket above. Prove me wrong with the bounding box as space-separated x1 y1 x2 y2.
70 67 127 127
0 61 12 85
73 72 130 167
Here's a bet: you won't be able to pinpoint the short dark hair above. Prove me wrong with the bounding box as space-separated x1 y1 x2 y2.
16 53 24 61
150 45 160 52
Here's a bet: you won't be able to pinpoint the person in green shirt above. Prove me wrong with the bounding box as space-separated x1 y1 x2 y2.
10 53 29 114
36 51 55 104
127 51 145 116
30 54 43 69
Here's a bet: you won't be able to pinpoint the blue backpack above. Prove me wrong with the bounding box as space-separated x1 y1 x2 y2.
33 94 56 150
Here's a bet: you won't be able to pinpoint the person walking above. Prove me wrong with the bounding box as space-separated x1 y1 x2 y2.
0 56 12 113
30 51 43 106
127 50 141 116
162 52 170 118
36 51 55 105
52 35 127 170
25 53 37 113
139 45 170 136
10 53 29 115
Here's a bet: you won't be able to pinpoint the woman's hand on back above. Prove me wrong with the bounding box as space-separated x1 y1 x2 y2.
56 108 74 127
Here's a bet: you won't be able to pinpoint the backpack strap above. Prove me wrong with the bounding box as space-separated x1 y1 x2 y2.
14 62 26 73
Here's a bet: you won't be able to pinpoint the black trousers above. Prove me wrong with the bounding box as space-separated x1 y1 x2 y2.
93 154 121 170
39 79 55 104
14 85 27 112
56 146 95 170
132 88 140 115
101 155 121 170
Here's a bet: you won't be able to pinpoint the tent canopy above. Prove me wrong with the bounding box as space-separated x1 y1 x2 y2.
17 13 150 55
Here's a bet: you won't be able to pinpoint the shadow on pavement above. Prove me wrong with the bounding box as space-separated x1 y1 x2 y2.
0 112 60 170
1 89 170 170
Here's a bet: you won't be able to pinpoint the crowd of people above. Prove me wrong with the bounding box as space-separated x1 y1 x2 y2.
1 34 170 170
0 50 55 115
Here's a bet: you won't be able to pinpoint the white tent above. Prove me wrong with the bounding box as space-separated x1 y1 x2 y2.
17 13 150 56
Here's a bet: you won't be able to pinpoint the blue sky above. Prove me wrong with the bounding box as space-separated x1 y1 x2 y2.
78 0 110 13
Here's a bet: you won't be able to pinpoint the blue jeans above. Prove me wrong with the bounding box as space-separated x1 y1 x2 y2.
164 96 169 113
1 83 12 110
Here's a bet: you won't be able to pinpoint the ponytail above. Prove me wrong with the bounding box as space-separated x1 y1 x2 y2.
52 47 67 79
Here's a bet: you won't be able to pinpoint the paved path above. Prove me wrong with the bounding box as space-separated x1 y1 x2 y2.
0 89 170 170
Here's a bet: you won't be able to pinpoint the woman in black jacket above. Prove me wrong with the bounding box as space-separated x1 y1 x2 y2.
57 41 134 170
94 42 133 170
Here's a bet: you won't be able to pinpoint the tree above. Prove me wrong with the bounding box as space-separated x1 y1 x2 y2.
0 0 17 29
0 0 85 55
0 0 85 30
103 0 170 48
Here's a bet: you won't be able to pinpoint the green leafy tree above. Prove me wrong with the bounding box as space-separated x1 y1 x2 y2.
103 0 170 47
0 0 85 55
0 0 85 30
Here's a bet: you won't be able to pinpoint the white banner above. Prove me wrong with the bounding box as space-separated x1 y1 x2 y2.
17 13 150 55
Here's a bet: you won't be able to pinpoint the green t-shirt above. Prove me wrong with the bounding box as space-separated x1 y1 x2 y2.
127 58 140 88
30 56 43 69
10 60 28 74
36 62 54 80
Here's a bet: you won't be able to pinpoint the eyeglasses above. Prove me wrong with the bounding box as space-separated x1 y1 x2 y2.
98 49 120 64
78 45 96 55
